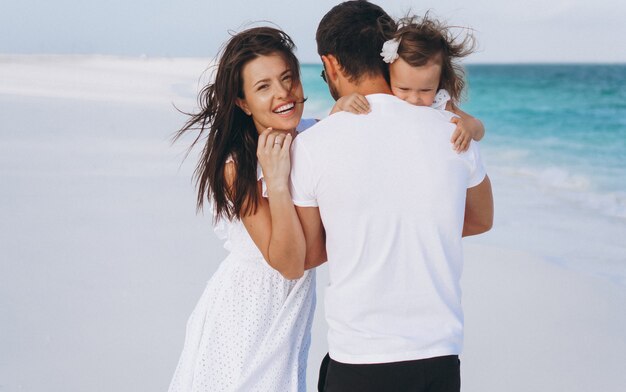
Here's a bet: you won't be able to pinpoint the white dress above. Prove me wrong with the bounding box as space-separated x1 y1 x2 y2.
431 89 451 111
169 121 317 392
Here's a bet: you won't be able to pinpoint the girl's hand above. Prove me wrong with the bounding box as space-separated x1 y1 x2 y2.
448 106 485 152
256 128 293 191
450 117 476 153
330 93 371 115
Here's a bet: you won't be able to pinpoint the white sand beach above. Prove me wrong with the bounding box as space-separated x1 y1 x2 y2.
1 56 625 391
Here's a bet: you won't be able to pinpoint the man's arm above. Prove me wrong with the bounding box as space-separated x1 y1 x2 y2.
463 175 493 237
295 206 327 269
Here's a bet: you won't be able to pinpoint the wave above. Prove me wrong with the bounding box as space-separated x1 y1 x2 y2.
492 161 626 219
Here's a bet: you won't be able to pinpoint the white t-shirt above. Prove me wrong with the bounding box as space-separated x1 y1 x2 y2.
290 94 486 364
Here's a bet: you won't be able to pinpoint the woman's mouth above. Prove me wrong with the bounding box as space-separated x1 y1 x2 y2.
273 102 296 116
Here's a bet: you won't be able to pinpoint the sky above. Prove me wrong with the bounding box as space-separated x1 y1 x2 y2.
1 0 624 63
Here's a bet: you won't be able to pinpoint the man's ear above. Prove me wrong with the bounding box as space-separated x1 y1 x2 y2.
235 97 251 116
321 55 342 82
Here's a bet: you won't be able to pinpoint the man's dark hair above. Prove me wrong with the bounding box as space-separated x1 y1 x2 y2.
316 0 396 82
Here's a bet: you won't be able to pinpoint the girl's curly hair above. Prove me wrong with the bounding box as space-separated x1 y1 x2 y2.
392 13 476 105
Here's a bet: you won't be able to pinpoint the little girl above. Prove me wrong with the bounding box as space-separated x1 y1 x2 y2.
331 15 484 153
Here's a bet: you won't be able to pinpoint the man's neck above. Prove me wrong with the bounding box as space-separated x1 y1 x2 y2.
345 76 392 96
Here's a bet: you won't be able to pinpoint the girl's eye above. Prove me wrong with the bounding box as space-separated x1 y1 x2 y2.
257 84 269 91
282 75 292 82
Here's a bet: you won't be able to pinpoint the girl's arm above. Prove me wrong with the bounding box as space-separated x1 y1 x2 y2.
447 102 485 152
230 129 306 280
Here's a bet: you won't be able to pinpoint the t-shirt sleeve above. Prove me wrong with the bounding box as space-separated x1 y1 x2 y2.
290 137 319 207
467 141 487 188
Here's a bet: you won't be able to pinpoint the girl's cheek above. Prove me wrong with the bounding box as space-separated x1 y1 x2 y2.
392 89 407 100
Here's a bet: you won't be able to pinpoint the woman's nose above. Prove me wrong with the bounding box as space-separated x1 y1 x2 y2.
274 80 291 98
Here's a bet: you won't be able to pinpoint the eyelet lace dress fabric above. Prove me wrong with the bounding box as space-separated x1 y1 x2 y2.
430 89 451 111
168 171 316 391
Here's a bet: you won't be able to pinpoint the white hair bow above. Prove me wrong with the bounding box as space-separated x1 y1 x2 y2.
380 38 401 64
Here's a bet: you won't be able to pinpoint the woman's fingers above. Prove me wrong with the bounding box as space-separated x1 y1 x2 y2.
258 131 292 186
259 129 292 154
273 132 285 146
258 128 276 151
258 128 270 148
281 133 293 153
270 131 286 150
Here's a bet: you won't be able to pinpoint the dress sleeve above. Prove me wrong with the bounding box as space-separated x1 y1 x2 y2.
430 89 451 111
289 137 318 207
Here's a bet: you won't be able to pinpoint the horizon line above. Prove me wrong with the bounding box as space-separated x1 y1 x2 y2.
1 53 625 66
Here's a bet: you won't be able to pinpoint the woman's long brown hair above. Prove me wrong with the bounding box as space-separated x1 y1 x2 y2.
174 27 301 221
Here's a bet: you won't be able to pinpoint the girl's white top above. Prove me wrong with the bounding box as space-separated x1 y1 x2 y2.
431 89 451 111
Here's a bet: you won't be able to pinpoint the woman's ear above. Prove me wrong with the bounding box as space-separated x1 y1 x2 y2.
235 98 251 116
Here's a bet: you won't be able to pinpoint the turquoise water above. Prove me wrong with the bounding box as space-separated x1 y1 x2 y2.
463 65 626 192
300 63 626 219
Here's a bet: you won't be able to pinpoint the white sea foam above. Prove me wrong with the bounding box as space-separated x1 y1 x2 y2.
536 167 591 190
486 142 626 220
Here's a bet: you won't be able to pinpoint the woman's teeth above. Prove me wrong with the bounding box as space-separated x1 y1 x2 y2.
274 103 295 114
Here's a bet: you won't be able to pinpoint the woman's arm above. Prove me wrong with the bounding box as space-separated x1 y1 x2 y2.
295 206 327 270
237 129 306 280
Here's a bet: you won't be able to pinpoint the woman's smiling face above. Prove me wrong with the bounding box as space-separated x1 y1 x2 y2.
237 53 304 134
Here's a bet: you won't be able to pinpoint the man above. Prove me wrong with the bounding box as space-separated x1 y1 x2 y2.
290 1 494 391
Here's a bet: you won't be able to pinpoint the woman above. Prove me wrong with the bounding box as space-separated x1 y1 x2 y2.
168 27 319 391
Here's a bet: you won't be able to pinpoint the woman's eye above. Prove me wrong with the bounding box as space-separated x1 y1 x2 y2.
257 84 269 91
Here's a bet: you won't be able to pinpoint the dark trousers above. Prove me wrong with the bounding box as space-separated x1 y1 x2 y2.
318 353 460 392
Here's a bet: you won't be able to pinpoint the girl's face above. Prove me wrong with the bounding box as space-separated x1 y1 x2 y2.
389 57 441 107
237 53 304 134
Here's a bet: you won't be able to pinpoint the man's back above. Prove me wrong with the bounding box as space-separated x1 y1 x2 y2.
290 93 485 364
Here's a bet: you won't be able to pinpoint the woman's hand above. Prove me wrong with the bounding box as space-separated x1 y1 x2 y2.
248 128 306 279
257 128 293 191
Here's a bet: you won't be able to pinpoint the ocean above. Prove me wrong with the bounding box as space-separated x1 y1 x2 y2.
299 63 626 284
